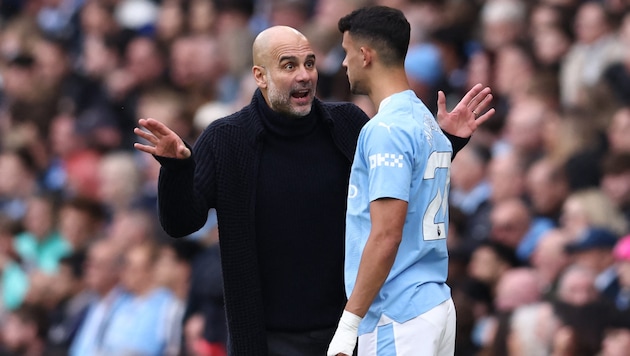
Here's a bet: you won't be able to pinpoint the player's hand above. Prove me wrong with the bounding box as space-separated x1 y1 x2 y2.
436 83 495 138
327 310 362 356
134 118 191 159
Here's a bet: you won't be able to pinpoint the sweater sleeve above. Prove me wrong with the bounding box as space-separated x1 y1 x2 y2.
155 136 217 238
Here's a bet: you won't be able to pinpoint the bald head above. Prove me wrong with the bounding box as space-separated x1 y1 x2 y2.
252 26 310 67
251 25 317 117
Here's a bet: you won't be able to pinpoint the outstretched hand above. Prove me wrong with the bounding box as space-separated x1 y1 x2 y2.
436 83 495 138
134 118 191 159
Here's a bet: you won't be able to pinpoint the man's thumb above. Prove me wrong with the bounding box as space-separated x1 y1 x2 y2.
179 145 191 158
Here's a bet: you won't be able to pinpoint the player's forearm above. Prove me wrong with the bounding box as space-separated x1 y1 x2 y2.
345 231 401 317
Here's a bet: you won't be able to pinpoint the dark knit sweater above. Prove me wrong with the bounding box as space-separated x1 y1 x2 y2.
255 97 349 331
155 90 469 355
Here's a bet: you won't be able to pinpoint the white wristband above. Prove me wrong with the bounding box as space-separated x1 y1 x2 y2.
327 310 363 356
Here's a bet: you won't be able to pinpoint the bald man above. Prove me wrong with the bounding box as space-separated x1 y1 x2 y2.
135 25 493 355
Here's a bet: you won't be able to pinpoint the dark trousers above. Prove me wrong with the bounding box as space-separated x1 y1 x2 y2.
267 326 337 356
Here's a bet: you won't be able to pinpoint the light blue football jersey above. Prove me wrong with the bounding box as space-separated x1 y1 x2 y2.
345 90 452 335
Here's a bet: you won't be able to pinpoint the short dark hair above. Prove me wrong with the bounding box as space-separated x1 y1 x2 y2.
338 6 410 66
478 239 520 268
62 196 107 222
60 250 87 280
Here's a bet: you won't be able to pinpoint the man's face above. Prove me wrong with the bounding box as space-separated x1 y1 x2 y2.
468 246 505 284
121 247 153 295
558 269 598 306
341 32 366 95
85 243 119 295
262 40 317 117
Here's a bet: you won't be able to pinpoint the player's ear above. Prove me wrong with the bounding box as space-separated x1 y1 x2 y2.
361 47 373 67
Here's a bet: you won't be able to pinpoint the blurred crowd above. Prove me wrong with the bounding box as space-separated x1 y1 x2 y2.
0 0 629 355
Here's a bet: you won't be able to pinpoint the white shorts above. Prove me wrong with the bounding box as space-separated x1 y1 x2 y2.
357 298 456 356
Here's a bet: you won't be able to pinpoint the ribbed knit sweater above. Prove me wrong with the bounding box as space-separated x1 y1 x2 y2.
254 95 350 331
155 90 469 355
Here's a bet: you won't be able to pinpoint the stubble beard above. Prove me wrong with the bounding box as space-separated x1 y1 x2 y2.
267 75 312 117
348 77 367 96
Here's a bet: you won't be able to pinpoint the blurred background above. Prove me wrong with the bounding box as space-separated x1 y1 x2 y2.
0 0 629 355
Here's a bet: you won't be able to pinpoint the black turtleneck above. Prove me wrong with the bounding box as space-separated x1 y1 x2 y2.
255 97 350 331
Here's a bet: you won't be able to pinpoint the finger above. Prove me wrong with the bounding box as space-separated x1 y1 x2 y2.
468 86 491 110
474 108 495 127
473 91 493 111
137 119 161 138
134 143 156 155
145 118 175 138
459 83 483 108
436 91 447 119
437 90 446 109
179 145 191 159
134 127 157 143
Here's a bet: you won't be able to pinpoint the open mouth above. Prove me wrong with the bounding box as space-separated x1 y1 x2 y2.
291 89 310 99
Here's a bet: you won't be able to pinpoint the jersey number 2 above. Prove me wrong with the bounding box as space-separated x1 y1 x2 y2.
422 151 451 241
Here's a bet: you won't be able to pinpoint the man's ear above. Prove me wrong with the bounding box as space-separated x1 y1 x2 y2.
253 66 267 88
361 47 373 67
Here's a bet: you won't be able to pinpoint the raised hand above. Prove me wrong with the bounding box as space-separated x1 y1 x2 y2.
134 118 191 159
436 83 495 138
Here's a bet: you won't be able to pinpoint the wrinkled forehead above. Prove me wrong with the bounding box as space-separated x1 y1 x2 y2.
267 37 315 65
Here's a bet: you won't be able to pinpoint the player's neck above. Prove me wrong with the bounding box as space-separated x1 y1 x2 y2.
369 68 410 112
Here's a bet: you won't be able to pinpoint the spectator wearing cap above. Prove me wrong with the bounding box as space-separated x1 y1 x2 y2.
612 235 630 310
565 227 621 301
